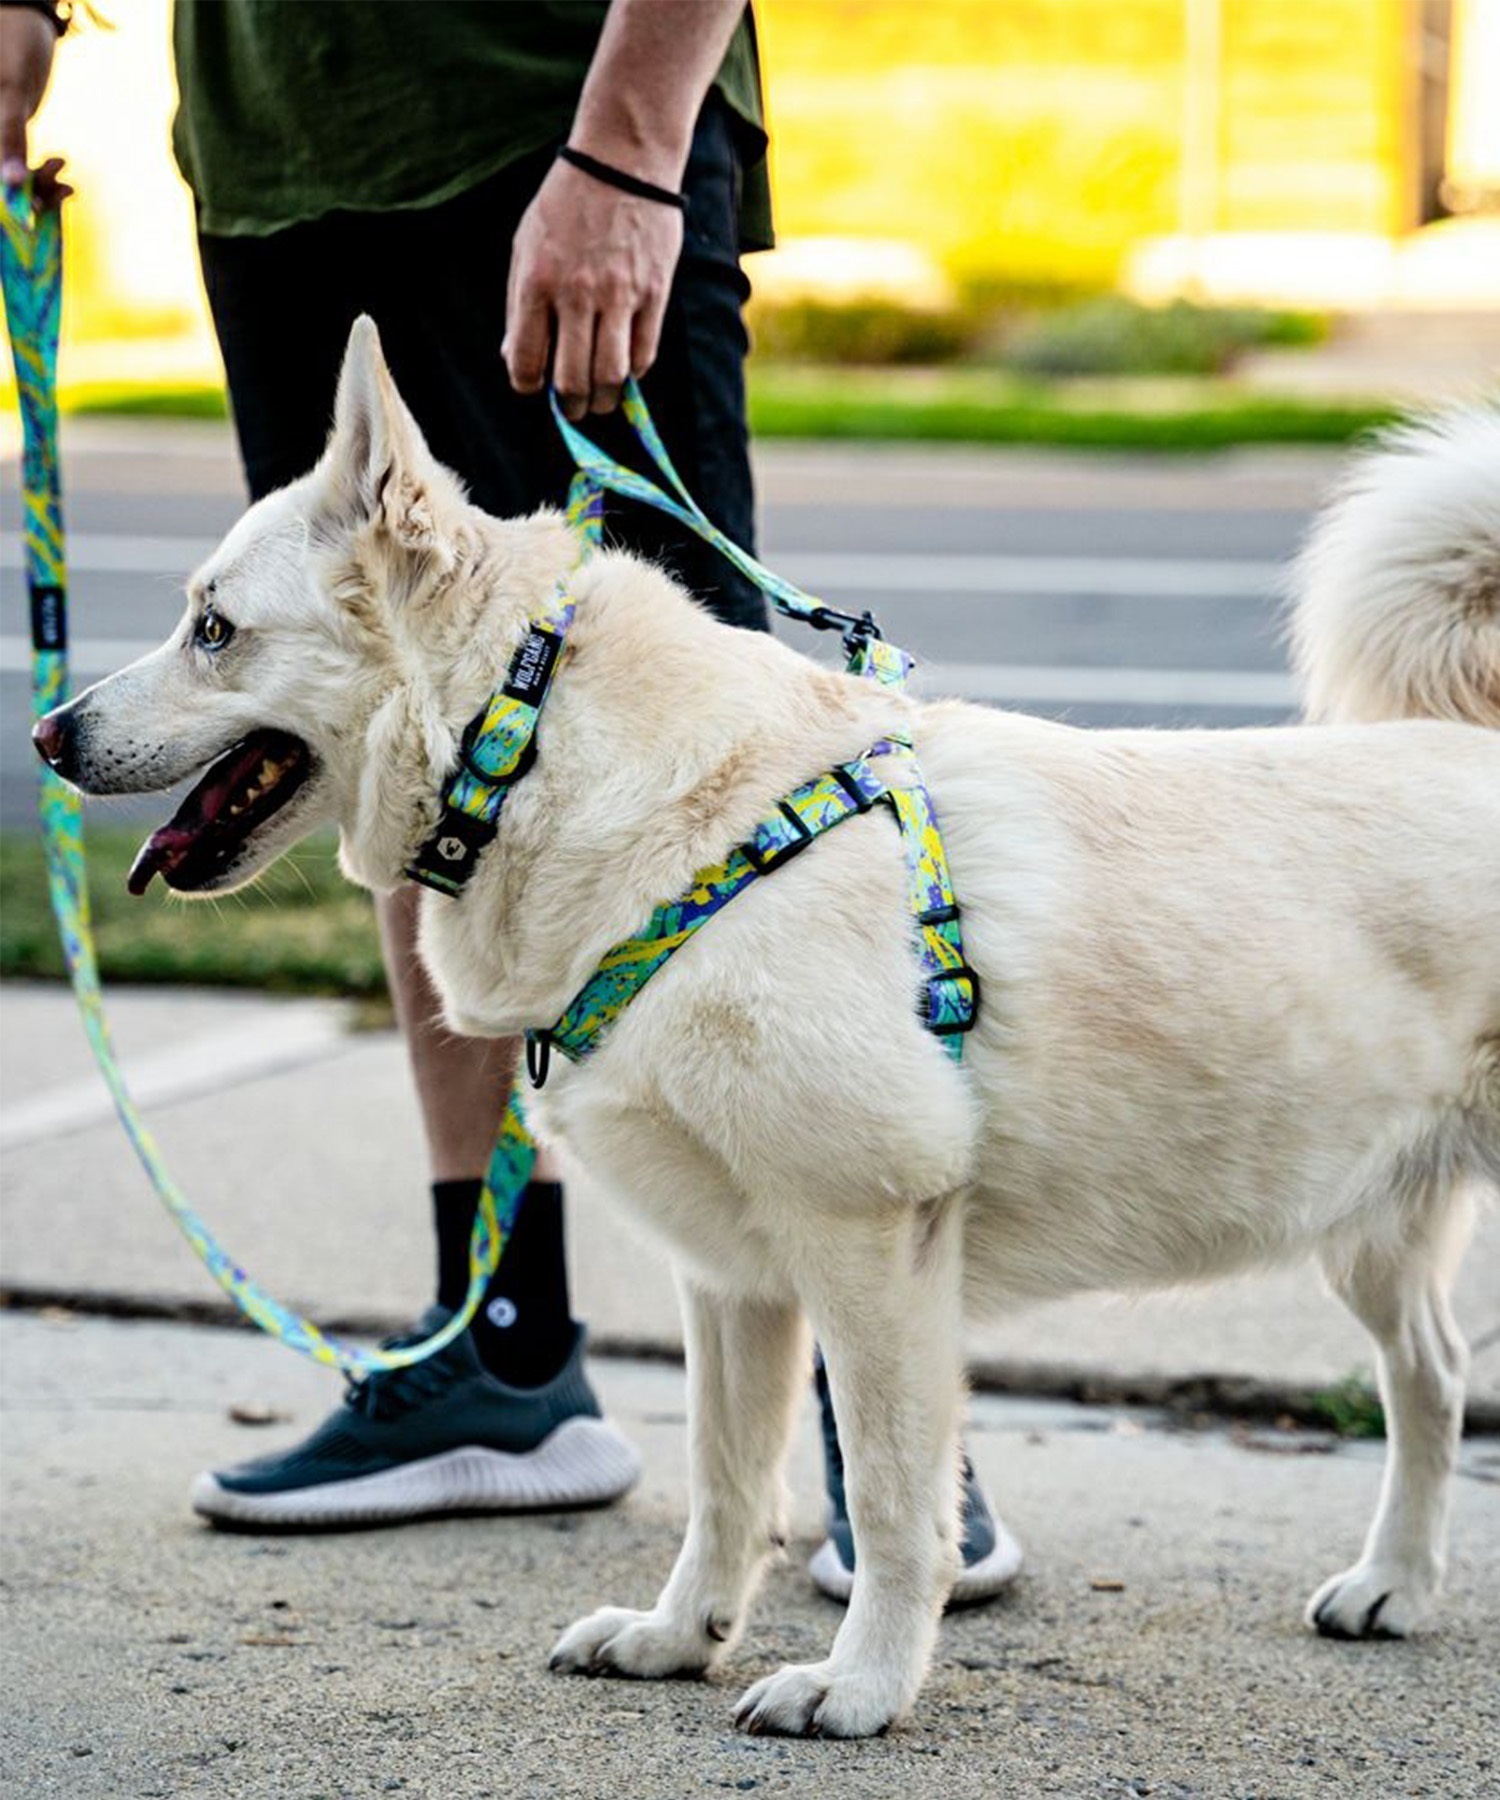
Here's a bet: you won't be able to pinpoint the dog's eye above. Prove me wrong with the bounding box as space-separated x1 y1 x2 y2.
195 609 234 652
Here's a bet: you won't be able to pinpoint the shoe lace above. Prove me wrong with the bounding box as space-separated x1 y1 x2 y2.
342 1330 461 1422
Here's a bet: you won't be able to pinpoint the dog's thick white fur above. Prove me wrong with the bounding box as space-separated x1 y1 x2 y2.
48 324 1500 1737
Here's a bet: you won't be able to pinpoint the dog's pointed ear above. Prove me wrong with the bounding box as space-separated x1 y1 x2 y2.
318 316 455 562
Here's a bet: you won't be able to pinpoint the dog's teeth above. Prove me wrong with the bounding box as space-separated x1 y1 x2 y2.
259 758 282 784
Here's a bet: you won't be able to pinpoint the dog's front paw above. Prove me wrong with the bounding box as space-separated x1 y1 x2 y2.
1307 1559 1438 1639
734 1660 905 1739
549 1605 719 1680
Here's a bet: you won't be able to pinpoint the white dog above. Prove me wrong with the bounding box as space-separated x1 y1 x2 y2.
35 321 1499 1738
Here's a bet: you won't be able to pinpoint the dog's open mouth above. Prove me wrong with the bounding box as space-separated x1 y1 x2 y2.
127 729 313 895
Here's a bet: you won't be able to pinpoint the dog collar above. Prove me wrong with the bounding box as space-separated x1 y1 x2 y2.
406 478 603 896
404 599 576 895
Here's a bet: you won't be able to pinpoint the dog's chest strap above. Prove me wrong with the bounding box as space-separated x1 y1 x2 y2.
524 732 979 1087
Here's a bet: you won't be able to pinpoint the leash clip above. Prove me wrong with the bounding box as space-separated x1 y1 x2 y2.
805 603 882 649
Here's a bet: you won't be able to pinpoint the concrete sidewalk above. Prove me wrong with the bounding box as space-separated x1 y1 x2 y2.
3 1311 1498 1799
2 979 1497 1422
4 985 1500 1797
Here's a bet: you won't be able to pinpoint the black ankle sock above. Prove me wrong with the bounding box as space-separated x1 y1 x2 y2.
431 1177 576 1388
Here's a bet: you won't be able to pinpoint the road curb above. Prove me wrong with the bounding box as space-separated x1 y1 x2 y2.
6 1281 1496 1436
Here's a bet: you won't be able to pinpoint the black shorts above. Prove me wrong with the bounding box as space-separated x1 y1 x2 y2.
197 96 767 633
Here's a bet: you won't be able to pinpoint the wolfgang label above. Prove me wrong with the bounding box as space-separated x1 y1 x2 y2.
29 582 66 652
504 626 561 704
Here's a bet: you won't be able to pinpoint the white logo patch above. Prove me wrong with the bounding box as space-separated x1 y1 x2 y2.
485 1296 519 1330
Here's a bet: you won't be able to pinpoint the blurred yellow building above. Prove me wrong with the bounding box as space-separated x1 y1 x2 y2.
757 0 1496 310
15 0 1500 382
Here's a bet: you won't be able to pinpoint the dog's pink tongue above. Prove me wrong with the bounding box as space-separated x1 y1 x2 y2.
127 826 194 896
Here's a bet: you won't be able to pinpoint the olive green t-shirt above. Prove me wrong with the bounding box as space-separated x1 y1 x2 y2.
172 1 772 248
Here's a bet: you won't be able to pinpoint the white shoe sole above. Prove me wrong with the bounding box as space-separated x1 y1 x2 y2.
808 1520 1023 1606
192 1416 641 1528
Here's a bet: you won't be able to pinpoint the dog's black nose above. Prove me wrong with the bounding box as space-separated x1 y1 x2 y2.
32 710 75 780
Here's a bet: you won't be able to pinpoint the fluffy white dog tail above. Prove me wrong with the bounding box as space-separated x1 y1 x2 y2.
1290 404 1500 729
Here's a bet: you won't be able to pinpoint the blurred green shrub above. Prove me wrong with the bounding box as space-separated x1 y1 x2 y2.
747 290 1326 373
1002 296 1326 377
747 298 976 365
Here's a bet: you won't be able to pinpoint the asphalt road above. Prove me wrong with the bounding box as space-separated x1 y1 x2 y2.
1 419 1336 831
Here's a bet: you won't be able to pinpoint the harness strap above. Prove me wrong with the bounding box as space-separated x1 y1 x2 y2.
532 753 890 1071
884 743 980 1037
529 734 978 1079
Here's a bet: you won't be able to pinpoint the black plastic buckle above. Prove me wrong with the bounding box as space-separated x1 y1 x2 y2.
742 801 813 874
525 1029 552 1090
405 808 498 894
921 965 982 1036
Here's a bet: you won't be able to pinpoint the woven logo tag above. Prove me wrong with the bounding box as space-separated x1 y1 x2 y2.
504 627 561 705
29 583 66 652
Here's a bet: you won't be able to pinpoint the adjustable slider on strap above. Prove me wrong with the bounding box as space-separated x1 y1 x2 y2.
921 966 981 1037
831 761 883 813
741 801 814 873
405 809 499 896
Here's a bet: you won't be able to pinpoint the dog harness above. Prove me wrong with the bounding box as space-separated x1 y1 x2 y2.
407 383 979 1090
5 178 973 1375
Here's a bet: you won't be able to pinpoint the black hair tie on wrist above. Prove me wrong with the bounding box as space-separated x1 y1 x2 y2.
557 145 687 214
2 0 69 33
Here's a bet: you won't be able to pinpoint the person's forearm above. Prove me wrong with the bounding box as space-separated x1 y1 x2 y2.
569 0 748 190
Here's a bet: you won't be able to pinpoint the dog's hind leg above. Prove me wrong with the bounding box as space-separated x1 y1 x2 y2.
735 1193 967 1738
550 1283 808 1679
1308 1185 1475 1639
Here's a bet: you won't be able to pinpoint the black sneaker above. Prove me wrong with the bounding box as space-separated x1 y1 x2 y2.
191 1308 639 1529
808 1355 1022 1605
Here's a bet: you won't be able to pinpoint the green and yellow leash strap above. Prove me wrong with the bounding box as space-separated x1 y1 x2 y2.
4 182 974 1377
1 184 515 1376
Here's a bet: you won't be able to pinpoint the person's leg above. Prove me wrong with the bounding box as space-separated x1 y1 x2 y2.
377 886 572 1388
197 182 580 1374
190 99 774 1528
187 196 638 1527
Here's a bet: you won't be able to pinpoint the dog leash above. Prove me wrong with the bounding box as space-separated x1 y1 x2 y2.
6 182 972 1375
3 185 513 1374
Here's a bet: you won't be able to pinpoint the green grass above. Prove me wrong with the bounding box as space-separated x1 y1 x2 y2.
41 380 231 420
747 365 1398 450
1307 1373 1386 1439
0 827 387 997
27 364 1398 451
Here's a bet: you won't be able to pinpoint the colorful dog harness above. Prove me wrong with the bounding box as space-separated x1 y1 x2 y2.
526 740 977 1085
6 181 973 1375
414 385 979 1086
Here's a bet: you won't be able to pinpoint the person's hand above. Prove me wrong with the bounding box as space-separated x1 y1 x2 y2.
1 7 70 204
503 156 683 420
